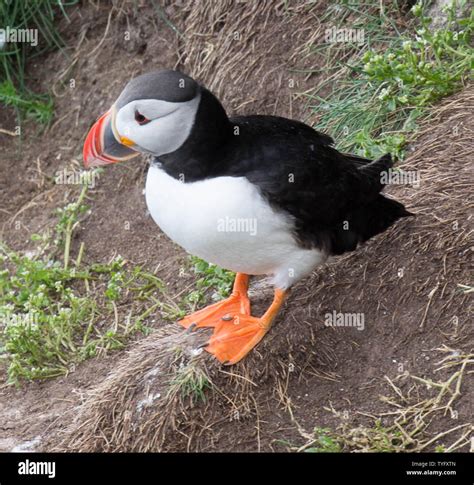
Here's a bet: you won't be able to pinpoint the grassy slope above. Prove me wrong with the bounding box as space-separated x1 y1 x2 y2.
0 0 472 451
308 0 472 160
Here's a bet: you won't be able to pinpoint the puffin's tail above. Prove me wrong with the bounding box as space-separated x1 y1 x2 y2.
329 153 413 255
354 193 413 243
354 153 413 242
329 194 412 255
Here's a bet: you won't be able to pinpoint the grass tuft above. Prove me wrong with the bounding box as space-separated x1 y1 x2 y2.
291 347 474 452
168 361 211 404
0 184 169 385
0 79 53 124
184 256 235 310
309 0 472 159
0 0 78 124
303 427 342 453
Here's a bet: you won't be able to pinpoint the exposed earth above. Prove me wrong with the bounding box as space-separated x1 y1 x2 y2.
0 1 472 452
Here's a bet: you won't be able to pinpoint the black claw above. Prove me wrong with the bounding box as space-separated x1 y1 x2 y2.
185 323 197 333
197 342 209 349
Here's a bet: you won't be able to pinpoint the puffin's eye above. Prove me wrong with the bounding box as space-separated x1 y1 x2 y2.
135 110 151 125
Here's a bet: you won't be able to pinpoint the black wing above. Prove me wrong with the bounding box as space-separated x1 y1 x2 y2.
224 115 410 254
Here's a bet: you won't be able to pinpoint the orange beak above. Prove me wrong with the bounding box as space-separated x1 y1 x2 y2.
83 108 139 168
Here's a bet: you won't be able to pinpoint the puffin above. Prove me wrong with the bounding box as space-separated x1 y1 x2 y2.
83 69 411 365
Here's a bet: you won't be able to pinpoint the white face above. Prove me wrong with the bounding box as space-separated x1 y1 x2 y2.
114 93 201 157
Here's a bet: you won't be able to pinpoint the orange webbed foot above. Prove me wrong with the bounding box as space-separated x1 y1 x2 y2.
205 314 272 364
179 273 250 330
180 273 287 365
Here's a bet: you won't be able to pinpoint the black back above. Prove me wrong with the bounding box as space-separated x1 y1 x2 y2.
156 87 411 255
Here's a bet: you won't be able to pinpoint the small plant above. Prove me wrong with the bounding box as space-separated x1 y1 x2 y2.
0 242 164 383
0 80 54 124
54 183 89 269
0 187 167 385
304 427 342 453
184 256 235 309
0 1 78 124
169 363 211 403
312 0 473 159
1 244 96 381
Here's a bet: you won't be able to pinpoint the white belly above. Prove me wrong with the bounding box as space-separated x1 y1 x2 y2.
145 165 327 288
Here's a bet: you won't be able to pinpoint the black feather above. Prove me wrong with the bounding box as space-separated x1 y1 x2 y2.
158 87 412 256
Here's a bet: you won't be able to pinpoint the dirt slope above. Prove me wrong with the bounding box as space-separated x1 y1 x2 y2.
0 1 472 452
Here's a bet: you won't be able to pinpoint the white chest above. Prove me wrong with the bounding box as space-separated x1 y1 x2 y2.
144 165 326 287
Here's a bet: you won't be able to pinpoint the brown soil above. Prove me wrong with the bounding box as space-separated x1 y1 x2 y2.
0 1 472 453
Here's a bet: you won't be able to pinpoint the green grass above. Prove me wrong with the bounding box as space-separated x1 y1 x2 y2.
168 361 211 403
183 256 235 310
139 255 236 323
309 0 473 159
0 79 54 125
53 182 91 269
304 427 342 453
281 422 405 452
0 184 168 385
0 0 78 124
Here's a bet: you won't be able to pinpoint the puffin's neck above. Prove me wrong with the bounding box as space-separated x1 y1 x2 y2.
157 88 233 182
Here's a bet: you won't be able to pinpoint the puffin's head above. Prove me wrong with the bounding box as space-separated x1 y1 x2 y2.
83 70 201 168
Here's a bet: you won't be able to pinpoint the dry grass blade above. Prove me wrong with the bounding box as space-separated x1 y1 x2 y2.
52 325 213 452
